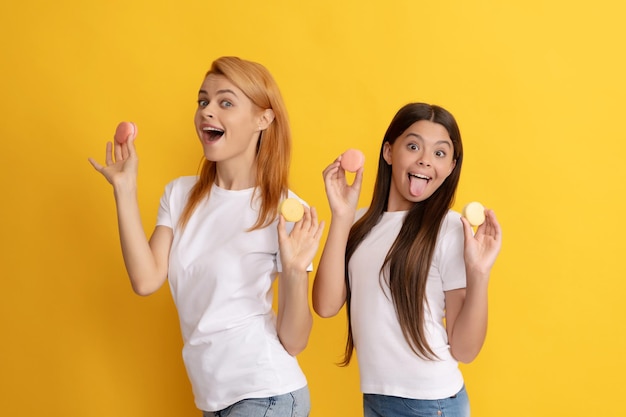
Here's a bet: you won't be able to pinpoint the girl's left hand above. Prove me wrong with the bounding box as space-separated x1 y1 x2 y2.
461 209 502 279
278 206 325 274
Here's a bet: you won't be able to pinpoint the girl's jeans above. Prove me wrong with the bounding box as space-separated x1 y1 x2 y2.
363 385 470 417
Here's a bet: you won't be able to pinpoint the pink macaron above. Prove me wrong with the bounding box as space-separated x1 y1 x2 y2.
114 121 137 144
340 148 365 172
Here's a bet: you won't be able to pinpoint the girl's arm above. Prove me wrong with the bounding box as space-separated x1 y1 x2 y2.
276 206 324 355
312 159 363 317
89 135 172 296
445 209 502 363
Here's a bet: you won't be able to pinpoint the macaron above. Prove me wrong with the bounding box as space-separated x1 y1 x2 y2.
279 198 305 222
463 201 486 227
114 121 137 144
340 149 365 172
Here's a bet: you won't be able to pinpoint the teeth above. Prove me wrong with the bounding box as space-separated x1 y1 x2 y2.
409 173 430 180
202 127 224 133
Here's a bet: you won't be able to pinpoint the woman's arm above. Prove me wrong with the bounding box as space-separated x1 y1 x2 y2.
89 135 172 296
445 209 502 363
276 206 324 355
312 159 363 317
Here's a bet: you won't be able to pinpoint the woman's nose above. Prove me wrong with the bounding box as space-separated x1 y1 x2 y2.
201 102 215 118
202 107 214 118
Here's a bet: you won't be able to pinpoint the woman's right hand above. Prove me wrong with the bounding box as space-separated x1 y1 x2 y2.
88 132 138 189
88 131 171 296
322 157 363 219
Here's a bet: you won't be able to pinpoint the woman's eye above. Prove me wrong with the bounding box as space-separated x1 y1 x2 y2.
220 100 233 108
197 99 208 107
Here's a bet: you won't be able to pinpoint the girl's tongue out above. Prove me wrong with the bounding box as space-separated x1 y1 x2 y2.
409 175 428 197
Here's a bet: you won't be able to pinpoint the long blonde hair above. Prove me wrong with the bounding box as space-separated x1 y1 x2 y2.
179 57 291 230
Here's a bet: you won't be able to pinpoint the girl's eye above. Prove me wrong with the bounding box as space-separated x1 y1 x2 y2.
408 143 419 151
435 150 446 158
197 99 208 108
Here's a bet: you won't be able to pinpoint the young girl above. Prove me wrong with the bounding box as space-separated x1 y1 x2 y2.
313 103 502 417
89 56 323 416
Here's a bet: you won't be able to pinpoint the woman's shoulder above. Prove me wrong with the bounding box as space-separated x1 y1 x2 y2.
166 175 197 190
285 189 309 207
162 176 198 199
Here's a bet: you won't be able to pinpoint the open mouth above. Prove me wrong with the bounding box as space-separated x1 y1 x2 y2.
202 126 224 142
408 173 431 182
408 173 430 197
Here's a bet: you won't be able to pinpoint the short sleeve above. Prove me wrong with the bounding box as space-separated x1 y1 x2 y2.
355 207 368 223
437 211 467 291
156 181 175 228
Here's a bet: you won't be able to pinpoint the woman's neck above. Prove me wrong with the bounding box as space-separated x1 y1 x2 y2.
214 159 257 190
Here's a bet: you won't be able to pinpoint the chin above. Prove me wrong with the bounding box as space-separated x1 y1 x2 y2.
407 192 433 204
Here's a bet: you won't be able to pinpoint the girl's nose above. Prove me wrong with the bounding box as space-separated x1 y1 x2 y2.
417 156 431 167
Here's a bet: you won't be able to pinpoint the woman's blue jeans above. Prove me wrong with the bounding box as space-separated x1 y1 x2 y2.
363 385 470 417
202 386 310 417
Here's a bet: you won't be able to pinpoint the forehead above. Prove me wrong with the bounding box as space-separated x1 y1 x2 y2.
400 120 452 145
199 74 242 95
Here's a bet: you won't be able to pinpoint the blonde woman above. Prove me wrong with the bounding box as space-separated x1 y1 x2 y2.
90 57 323 416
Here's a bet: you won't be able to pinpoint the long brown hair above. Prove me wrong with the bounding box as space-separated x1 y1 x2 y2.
179 57 291 230
342 103 463 365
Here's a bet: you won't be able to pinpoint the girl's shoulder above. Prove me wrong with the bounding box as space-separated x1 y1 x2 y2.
355 207 368 222
430 210 465 256
439 209 463 235
444 208 462 221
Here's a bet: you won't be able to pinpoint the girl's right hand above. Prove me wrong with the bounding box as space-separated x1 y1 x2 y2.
88 133 138 189
322 157 363 219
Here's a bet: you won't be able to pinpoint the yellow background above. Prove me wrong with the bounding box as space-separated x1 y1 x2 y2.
1 1 625 416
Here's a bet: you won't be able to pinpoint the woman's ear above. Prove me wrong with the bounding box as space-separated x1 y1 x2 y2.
258 109 275 131
382 142 392 165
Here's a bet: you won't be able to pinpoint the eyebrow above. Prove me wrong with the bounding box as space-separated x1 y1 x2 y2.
406 133 453 147
198 88 239 97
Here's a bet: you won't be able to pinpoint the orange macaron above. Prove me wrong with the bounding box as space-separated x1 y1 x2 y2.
340 148 365 172
114 121 137 144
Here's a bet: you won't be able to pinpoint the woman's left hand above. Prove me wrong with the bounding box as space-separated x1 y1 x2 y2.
278 206 325 275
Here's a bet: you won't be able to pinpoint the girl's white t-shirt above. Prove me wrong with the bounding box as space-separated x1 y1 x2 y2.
156 176 307 412
349 210 467 400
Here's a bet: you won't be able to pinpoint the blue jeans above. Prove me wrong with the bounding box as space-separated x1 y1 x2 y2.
363 385 469 417
202 386 310 417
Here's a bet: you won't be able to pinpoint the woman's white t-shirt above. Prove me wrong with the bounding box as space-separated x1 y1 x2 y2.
156 176 307 412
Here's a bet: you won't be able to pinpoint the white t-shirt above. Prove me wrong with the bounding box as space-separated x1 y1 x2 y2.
349 209 466 400
156 176 307 412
